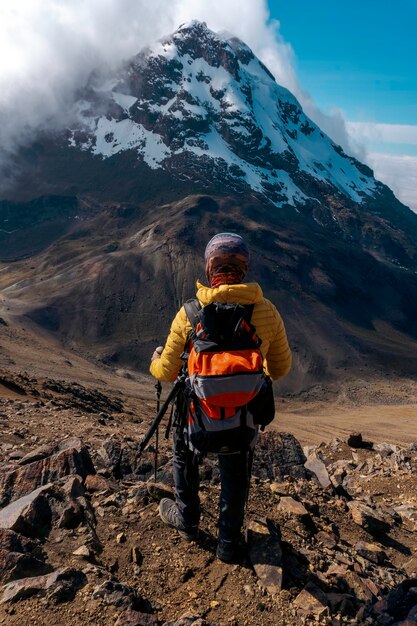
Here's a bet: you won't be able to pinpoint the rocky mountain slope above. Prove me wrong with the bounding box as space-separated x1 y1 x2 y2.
1 21 417 389
0 368 416 626
1 192 417 392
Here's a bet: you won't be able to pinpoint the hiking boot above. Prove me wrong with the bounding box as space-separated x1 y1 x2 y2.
158 498 198 541
216 538 243 563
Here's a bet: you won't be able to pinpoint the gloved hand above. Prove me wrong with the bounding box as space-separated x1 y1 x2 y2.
151 346 164 361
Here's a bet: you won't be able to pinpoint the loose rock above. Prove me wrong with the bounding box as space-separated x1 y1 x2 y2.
247 520 283 594
0 568 86 604
293 581 329 617
355 541 387 564
115 609 159 626
304 450 331 489
348 500 391 535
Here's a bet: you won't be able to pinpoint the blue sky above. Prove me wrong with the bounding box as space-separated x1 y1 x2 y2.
268 0 417 209
269 0 417 126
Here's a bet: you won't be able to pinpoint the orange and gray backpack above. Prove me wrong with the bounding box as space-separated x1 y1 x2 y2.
181 299 275 454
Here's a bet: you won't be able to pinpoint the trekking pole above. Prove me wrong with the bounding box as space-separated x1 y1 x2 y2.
154 380 162 481
244 446 255 536
137 375 185 457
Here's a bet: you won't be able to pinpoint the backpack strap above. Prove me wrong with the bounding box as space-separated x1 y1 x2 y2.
181 299 202 364
244 304 255 322
184 298 202 331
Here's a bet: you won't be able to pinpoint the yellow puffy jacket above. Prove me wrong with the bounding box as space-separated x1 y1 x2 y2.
150 281 292 382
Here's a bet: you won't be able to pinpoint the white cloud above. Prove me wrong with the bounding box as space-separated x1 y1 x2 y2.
347 122 417 147
367 153 417 213
345 121 417 213
0 0 357 189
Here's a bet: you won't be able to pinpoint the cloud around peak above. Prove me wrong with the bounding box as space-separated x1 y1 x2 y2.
0 0 360 179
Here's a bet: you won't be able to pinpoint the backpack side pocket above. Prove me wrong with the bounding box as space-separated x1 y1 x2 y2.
247 376 275 426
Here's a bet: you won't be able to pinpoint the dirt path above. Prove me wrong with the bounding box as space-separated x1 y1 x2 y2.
276 402 417 446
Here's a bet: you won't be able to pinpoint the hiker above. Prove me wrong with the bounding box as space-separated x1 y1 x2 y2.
150 232 291 562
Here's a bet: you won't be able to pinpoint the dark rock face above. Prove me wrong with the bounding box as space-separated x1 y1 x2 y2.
0 441 94 507
0 529 50 584
252 432 308 481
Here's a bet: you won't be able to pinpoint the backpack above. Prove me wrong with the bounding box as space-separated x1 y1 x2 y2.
181 299 274 454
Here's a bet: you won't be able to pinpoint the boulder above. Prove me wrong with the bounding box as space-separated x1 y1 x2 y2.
60 475 86 499
373 443 400 457
97 438 130 478
316 531 338 550
347 433 373 449
84 474 114 493
0 477 87 538
72 544 94 560
0 484 52 538
326 592 357 617
0 439 94 507
0 528 26 553
385 579 417 622
17 444 55 466
342 571 376 603
0 529 50 583
0 551 49 584
58 499 84 529
146 481 174 501
404 557 417 578
394 505 417 532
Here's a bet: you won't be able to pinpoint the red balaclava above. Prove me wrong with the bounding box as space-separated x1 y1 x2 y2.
204 232 250 288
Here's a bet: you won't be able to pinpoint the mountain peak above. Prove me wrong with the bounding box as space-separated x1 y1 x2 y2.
176 19 210 35
65 22 402 219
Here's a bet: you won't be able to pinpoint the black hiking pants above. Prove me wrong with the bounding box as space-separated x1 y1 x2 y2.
173 431 251 542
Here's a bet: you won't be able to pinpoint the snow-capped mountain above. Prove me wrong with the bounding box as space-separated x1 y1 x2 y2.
68 20 380 210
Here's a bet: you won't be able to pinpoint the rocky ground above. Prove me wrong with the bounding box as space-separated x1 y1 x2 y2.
0 371 417 626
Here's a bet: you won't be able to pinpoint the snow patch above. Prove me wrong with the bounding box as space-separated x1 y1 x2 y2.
73 117 170 169
112 92 138 113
